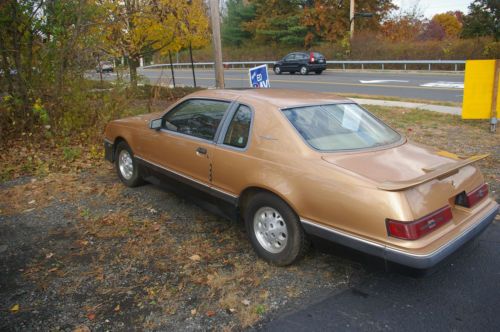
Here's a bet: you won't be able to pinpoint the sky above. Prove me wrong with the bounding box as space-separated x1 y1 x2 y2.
392 0 472 18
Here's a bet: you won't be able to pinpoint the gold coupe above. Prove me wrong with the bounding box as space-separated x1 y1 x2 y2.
104 89 498 268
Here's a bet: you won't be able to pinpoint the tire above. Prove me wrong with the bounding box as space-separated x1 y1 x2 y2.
245 192 309 266
315 70 323 75
299 66 308 75
115 141 144 187
274 65 282 75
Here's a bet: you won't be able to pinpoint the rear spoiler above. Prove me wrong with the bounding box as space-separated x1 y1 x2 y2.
377 154 489 191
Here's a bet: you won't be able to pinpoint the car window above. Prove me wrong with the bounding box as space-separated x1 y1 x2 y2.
163 99 230 140
313 52 325 59
223 104 252 148
284 54 296 61
282 103 401 151
298 53 308 60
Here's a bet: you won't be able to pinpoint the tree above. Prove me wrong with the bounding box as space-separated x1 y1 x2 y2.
303 0 396 45
420 12 462 40
0 0 99 128
222 0 256 47
461 0 500 40
98 0 210 86
243 0 308 46
380 3 425 42
432 13 462 38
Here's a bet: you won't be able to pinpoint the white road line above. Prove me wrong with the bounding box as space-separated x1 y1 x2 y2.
420 81 464 89
359 80 409 84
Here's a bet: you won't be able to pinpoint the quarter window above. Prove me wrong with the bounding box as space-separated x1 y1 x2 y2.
223 105 252 148
163 99 230 140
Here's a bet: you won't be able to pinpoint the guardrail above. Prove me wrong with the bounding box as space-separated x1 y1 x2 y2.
143 60 466 72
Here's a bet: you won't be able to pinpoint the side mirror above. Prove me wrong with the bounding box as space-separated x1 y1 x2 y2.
150 118 162 130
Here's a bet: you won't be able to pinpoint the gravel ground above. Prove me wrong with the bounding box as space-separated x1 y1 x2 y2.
0 165 362 331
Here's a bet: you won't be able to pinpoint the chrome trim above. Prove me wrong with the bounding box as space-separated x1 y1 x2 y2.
104 138 113 145
301 202 499 269
134 155 238 199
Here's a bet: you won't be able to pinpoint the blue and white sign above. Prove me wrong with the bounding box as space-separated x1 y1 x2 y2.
249 64 270 88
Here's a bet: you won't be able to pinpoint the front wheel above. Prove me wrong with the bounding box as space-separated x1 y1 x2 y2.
274 66 282 75
245 192 309 266
115 141 144 187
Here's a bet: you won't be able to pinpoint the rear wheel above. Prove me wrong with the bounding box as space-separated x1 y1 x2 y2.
245 192 309 266
300 66 308 75
274 65 282 75
115 141 144 187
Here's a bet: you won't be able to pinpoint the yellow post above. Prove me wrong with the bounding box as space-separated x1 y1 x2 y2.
462 59 500 133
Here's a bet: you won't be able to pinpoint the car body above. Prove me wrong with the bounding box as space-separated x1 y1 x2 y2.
273 52 327 75
96 61 114 73
103 89 498 268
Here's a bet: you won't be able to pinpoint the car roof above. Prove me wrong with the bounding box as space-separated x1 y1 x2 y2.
189 89 350 109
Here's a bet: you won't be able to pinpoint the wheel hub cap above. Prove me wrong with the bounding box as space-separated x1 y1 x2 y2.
118 150 134 180
253 207 288 254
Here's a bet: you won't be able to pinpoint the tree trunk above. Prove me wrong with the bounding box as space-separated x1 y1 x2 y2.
129 56 139 88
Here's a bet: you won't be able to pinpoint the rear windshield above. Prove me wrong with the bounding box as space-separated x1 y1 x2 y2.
282 104 401 151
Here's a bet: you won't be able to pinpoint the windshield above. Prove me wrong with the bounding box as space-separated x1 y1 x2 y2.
282 103 401 151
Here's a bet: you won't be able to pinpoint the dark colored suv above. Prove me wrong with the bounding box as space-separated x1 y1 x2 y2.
273 52 327 75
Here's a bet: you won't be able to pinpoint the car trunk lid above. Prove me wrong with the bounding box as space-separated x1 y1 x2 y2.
321 142 488 191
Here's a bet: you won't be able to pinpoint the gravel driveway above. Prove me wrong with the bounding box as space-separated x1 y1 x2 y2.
0 165 361 331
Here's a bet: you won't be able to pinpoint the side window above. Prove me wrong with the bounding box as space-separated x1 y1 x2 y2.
298 53 308 60
284 54 295 61
223 105 252 149
163 99 229 140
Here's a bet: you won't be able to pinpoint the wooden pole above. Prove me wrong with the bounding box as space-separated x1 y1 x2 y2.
349 0 355 40
189 42 196 88
490 59 499 132
210 0 224 88
168 50 176 88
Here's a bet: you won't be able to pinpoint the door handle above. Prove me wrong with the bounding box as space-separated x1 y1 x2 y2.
196 147 207 155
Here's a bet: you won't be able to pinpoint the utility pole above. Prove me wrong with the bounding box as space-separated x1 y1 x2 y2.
210 0 224 88
350 0 355 40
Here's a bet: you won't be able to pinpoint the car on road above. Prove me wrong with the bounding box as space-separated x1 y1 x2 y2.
96 61 114 73
273 52 327 75
104 89 498 268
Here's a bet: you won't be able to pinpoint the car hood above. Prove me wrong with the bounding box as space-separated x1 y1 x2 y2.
113 112 163 128
321 141 464 184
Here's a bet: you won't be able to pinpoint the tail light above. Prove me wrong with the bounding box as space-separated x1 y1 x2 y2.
309 52 315 63
455 183 488 208
386 206 453 240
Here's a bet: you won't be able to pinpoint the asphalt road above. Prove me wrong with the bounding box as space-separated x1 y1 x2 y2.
137 68 465 103
260 218 500 332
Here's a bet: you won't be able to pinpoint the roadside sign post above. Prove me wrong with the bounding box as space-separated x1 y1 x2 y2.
490 60 499 132
249 64 270 88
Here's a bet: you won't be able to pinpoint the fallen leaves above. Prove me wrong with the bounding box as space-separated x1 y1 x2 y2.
10 304 20 313
189 254 201 262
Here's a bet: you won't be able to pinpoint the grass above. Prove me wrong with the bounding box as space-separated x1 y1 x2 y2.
336 93 462 107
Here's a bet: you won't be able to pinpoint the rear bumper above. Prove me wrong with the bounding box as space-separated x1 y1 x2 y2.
307 64 327 70
301 202 499 269
104 139 114 162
